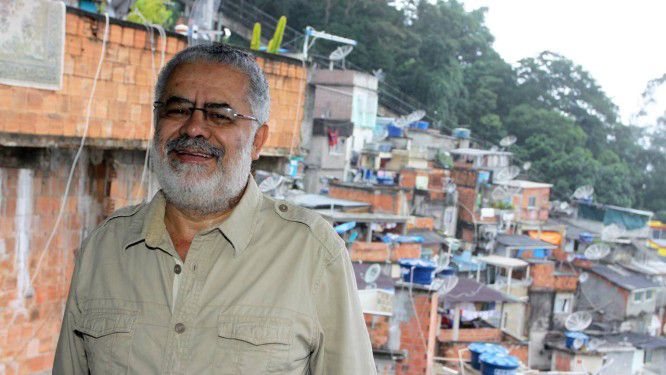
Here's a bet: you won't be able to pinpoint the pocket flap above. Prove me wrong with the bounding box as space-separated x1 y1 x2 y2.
218 316 291 346
75 309 138 338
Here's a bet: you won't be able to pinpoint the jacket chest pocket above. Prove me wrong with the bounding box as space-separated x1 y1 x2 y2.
213 315 292 375
74 309 137 375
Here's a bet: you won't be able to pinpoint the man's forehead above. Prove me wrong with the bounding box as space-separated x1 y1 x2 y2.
163 62 249 101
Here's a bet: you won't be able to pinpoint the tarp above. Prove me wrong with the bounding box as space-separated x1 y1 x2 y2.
528 231 562 246
578 203 649 230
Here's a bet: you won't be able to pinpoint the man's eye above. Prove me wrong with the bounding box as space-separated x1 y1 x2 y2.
210 112 232 121
166 108 189 116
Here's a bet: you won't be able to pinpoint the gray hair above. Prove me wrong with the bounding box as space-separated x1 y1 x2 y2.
154 43 270 126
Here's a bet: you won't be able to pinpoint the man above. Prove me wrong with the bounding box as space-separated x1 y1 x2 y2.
54 43 376 374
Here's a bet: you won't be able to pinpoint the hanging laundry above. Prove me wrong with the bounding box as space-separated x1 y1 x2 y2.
328 128 339 146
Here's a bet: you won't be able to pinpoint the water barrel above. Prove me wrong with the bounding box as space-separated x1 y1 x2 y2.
387 125 403 137
398 259 437 285
579 232 596 243
468 343 508 370
453 127 471 139
479 352 521 375
565 332 589 349
417 121 429 130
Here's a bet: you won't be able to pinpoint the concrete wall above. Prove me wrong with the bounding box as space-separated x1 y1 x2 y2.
577 273 627 324
526 290 555 369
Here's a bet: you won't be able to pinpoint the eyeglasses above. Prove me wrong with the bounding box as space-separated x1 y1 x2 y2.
153 101 258 126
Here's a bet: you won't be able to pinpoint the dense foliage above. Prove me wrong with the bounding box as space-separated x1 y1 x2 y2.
227 0 664 217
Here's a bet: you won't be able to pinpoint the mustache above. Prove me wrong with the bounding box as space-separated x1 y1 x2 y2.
165 136 224 159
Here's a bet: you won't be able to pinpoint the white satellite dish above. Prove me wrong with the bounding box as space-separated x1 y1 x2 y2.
490 145 499 152
440 275 459 294
559 201 570 211
523 162 531 171
579 272 589 283
394 110 426 127
491 186 507 201
573 185 595 200
572 337 586 350
481 225 497 240
329 45 354 61
494 166 521 182
364 264 382 283
499 135 517 147
584 243 610 260
565 311 593 331
566 254 576 262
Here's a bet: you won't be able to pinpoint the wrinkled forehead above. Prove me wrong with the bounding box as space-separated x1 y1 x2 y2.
162 61 251 104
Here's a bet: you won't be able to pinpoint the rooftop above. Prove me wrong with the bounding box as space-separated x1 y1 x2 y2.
287 194 370 210
315 210 411 224
450 148 512 156
407 229 449 245
588 264 659 291
477 255 529 269
495 180 553 189
496 234 558 249
445 277 519 304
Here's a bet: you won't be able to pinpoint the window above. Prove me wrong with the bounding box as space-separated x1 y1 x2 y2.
646 290 655 302
554 294 573 314
528 196 536 208
420 247 432 260
645 349 653 363
633 291 644 303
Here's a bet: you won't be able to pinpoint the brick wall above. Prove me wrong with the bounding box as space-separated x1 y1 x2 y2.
407 217 434 230
0 9 305 156
0 148 145 374
329 183 409 214
365 314 390 349
553 351 572 371
531 263 556 289
351 242 422 262
554 275 578 292
395 291 438 375
438 328 502 342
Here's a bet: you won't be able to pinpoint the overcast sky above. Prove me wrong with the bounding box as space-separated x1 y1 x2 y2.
461 0 666 125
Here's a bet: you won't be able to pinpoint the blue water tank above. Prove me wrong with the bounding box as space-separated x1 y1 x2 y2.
398 259 437 285
479 352 521 375
387 125 403 137
453 127 471 139
417 121 429 130
564 332 589 349
468 343 508 370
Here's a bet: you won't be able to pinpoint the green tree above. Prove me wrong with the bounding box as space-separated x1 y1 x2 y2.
127 0 173 26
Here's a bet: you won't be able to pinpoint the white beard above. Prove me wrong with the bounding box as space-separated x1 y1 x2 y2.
150 133 253 215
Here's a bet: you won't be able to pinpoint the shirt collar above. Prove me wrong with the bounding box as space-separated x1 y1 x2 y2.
135 176 263 257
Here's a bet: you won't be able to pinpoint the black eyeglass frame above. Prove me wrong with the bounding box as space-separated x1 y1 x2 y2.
153 101 259 124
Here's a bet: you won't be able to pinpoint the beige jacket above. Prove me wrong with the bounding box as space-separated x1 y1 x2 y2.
53 177 376 374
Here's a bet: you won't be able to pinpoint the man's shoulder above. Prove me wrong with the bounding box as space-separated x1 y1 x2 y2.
262 196 345 264
86 202 148 247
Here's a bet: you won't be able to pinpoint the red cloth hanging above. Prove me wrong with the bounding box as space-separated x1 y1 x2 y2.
328 128 339 147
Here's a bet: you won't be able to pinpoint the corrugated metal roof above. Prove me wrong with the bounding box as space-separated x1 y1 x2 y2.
287 194 370 209
496 234 558 249
596 332 666 350
589 264 659 290
477 255 529 268
407 230 448 244
445 277 519 303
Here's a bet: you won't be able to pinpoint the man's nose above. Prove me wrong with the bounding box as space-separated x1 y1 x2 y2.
180 109 212 139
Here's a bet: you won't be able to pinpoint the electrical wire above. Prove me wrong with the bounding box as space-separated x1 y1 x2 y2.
4 11 111 341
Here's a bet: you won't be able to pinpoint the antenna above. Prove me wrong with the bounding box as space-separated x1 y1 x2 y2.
499 135 517 147
584 243 610 260
522 162 531 171
394 110 426 127
364 263 381 284
573 185 595 200
328 45 354 69
494 166 521 182
579 272 589 283
303 26 357 59
565 311 593 331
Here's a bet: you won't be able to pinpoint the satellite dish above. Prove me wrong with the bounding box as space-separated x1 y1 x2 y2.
565 207 575 216
572 337 585 350
499 135 517 147
490 145 499 152
492 186 507 201
440 275 459 294
573 185 595 200
364 264 382 284
481 225 497 240
329 45 354 61
559 201 570 211
567 254 576 262
584 243 610 260
523 162 531 171
484 239 496 251
523 277 533 286
565 311 593 331
494 166 521 182
394 110 426 127
579 272 589 283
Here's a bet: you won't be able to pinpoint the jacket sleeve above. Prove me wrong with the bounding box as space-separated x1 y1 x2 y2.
53 243 88 374
310 247 377 375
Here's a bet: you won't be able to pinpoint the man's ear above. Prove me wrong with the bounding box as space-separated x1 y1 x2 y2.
251 124 269 160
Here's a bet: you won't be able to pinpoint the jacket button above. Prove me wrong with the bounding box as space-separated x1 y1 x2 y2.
279 204 288 212
175 323 186 333
174 264 182 274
